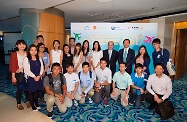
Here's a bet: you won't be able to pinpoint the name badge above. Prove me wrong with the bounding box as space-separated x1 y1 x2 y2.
67 54 70 57
87 80 91 82
73 80 76 82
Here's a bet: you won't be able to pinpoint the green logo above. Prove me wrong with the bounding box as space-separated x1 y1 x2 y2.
73 33 81 40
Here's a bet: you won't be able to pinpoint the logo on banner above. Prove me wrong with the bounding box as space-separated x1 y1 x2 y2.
93 26 97 30
84 26 90 30
144 36 154 43
73 33 81 40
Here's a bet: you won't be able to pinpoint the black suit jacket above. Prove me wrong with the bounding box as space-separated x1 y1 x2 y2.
118 48 135 74
103 49 118 76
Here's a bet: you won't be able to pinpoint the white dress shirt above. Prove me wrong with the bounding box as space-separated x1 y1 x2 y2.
95 67 112 84
146 73 172 100
64 73 79 92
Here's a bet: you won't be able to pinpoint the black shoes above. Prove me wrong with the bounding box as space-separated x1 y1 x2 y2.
47 111 53 118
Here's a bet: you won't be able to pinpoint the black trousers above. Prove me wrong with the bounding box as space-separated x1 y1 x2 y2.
145 92 166 114
15 73 29 104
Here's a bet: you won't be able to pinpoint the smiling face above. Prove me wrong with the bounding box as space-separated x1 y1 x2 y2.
53 41 60 49
37 37 44 43
66 66 74 74
119 63 126 72
153 43 160 50
139 47 146 55
69 39 75 46
123 40 130 48
16 43 26 51
155 65 164 76
64 46 70 53
30 47 37 56
94 42 98 50
39 45 45 53
84 41 89 49
52 66 60 76
108 41 114 50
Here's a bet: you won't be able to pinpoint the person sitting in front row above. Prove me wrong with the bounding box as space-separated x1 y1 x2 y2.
64 63 81 107
111 62 132 107
94 58 112 106
43 63 67 118
77 62 95 104
129 63 146 107
145 63 172 115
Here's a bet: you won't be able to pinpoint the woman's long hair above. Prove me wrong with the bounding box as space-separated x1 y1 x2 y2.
135 45 150 61
63 44 71 54
27 44 39 60
92 41 101 51
74 43 81 56
82 40 90 56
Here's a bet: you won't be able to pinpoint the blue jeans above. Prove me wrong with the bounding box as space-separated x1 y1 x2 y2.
129 88 143 107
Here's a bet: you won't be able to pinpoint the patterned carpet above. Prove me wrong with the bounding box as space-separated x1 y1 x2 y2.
0 64 187 122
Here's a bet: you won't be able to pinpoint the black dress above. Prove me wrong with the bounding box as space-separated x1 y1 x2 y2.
62 53 73 74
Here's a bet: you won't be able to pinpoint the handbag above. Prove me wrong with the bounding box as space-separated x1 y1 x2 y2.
158 100 174 120
162 49 176 76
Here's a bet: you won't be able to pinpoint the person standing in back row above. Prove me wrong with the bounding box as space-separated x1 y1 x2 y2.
103 41 118 77
152 38 170 75
69 37 75 55
118 39 135 75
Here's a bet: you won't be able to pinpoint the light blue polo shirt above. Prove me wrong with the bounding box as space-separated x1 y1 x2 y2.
113 71 132 89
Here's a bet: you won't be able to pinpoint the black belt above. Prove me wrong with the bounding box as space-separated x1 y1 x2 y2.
118 88 127 90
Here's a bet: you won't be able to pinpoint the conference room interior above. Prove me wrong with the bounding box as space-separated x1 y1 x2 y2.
0 0 187 122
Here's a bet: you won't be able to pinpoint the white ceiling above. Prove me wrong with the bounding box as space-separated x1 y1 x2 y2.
0 0 187 32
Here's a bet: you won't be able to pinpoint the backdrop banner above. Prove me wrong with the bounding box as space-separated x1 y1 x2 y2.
71 23 158 74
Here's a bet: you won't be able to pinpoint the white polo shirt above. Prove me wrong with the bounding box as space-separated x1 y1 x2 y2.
64 72 79 92
95 67 112 84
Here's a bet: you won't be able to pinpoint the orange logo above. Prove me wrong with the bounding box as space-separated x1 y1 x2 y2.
93 26 96 30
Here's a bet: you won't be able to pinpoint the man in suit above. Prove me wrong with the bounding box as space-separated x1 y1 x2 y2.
118 39 135 75
103 41 118 76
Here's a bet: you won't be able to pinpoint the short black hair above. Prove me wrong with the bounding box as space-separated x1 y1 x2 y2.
66 63 74 68
69 37 75 42
154 63 164 69
119 62 126 67
51 63 61 71
100 58 107 63
135 63 143 69
15 40 27 51
36 35 43 39
82 62 90 67
152 38 161 44
123 39 130 44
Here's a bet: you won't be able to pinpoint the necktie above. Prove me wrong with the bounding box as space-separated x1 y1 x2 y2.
123 49 127 62
109 50 112 60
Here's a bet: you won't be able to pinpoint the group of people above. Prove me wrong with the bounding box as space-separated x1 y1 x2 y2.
9 35 172 119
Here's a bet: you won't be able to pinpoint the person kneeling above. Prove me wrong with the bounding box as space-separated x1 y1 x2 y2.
64 63 81 107
43 63 67 118
129 63 146 107
110 62 132 107
145 63 172 115
94 58 112 106
77 62 95 104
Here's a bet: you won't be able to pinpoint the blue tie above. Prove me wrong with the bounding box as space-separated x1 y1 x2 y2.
123 49 127 62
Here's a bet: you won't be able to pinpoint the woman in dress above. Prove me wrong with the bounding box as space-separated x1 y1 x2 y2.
23 44 44 111
90 41 103 71
135 45 150 78
82 40 91 63
50 40 63 66
9 40 30 110
73 43 83 74
62 44 73 74
37 43 50 75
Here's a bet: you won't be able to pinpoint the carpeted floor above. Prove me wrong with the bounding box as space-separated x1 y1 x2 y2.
0 64 187 122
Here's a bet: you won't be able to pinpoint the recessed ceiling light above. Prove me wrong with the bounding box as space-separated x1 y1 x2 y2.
97 0 112 2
